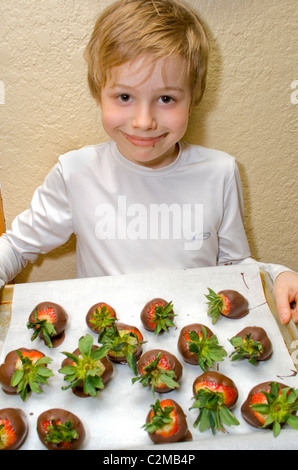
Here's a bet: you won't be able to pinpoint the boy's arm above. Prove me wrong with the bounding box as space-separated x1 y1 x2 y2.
0 163 74 288
0 233 28 288
236 257 294 283
216 158 298 324
233 257 298 324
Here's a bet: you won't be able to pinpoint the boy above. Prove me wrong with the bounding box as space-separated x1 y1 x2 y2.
0 0 297 324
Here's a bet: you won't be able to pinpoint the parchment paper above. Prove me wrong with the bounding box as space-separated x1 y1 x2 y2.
0 264 297 450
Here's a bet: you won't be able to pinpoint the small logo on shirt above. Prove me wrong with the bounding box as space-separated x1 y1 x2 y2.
94 196 205 251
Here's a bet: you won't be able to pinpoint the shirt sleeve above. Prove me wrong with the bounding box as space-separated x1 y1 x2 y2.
217 159 251 265
216 159 295 283
234 257 295 283
0 162 74 286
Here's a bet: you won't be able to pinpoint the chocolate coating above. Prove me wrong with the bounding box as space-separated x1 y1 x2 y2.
218 290 249 319
177 323 214 365
241 381 289 429
140 298 174 332
0 348 45 395
61 345 113 397
137 349 182 393
107 323 143 364
29 301 68 347
232 326 273 361
146 399 191 444
0 408 28 450
193 371 238 409
37 408 85 450
86 302 116 333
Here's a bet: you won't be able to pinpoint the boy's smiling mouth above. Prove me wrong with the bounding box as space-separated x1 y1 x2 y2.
122 132 167 147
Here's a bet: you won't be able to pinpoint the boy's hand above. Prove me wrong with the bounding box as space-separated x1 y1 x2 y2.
273 271 298 324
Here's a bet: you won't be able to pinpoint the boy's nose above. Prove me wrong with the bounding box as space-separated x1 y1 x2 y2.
132 103 157 130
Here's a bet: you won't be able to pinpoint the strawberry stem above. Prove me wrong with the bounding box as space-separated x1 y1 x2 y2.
59 334 110 396
191 387 239 434
152 301 176 334
89 305 116 331
44 419 79 446
98 324 142 375
229 334 264 365
205 288 224 324
27 310 57 348
132 352 179 397
10 351 53 401
143 399 174 433
251 382 298 436
187 326 227 371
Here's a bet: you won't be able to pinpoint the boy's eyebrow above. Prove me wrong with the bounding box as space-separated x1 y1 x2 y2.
157 86 185 93
110 83 185 93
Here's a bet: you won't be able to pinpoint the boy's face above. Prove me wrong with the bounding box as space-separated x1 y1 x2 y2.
100 56 192 169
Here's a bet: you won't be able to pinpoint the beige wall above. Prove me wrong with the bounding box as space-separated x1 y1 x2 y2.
0 0 297 284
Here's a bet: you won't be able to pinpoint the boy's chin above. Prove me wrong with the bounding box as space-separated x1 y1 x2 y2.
118 142 179 169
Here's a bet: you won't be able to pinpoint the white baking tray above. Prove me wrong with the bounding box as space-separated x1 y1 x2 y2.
0 265 297 450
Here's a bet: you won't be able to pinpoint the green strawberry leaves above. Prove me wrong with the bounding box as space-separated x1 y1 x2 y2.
10 351 53 401
152 301 176 334
190 387 239 434
89 305 116 332
187 326 227 371
98 324 142 375
142 399 174 433
229 334 264 365
132 352 179 397
205 288 224 324
59 334 110 396
251 382 298 437
27 310 57 348
44 419 79 445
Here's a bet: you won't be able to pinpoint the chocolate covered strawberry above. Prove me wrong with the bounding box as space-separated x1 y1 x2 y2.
133 349 182 396
59 334 113 397
141 298 176 334
177 323 227 371
191 371 239 434
27 301 68 348
205 288 249 324
98 322 143 375
0 408 28 450
229 326 273 365
143 399 192 444
86 302 117 334
37 408 85 450
0 348 53 401
241 381 298 437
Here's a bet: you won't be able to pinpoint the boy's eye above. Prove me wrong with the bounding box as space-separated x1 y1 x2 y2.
159 95 174 104
118 94 132 102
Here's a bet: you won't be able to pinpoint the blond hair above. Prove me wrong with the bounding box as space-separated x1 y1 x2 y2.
84 0 209 106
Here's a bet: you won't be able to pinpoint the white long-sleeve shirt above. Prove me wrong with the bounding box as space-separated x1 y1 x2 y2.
0 140 289 286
